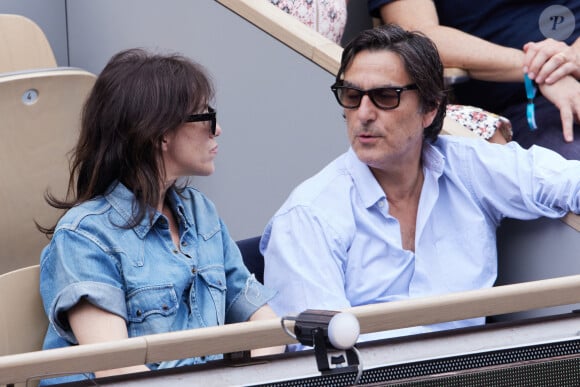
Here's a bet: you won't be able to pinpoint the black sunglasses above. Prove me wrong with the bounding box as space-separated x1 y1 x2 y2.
330 83 418 110
186 106 217 136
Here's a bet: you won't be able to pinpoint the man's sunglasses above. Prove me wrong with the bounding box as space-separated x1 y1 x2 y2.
331 83 418 110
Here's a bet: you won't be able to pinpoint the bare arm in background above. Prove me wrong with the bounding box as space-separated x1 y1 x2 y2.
378 0 580 142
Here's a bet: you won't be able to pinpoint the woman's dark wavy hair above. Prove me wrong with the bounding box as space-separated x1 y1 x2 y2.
39 48 214 236
336 23 447 142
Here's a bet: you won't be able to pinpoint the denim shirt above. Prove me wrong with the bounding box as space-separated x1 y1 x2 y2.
39 182 275 385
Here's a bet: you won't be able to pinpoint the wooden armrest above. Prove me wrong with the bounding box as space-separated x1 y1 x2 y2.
216 0 342 75
563 212 580 232
444 67 469 85
4 273 580 384
217 0 470 85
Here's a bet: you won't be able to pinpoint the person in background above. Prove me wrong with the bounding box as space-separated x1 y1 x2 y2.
269 0 349 44
261 24 580 349
368 0 580 159
38 48 280 385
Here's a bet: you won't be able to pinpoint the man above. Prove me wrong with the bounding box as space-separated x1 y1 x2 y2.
260 24 580 345
368 0 580 159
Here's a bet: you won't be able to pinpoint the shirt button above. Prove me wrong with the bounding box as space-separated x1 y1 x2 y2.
136 309 142 316
181 241 188 246
172 249 179 254
378 200 385 208
191 267 197 274
162 304 169 311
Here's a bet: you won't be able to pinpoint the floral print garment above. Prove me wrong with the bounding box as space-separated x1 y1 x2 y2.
269 0 348 44
447 104 513 142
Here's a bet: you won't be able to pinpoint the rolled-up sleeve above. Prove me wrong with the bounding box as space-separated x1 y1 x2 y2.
40 228 127 344
50 281 126 343
460 140 580 219
226 274 276 323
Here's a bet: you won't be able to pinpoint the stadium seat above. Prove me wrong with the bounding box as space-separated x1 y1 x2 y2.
237 236 265 284
0 68 96 274
0 14 57 73
0 264 47 387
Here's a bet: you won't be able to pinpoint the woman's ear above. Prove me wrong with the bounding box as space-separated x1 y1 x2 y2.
161 134 170 151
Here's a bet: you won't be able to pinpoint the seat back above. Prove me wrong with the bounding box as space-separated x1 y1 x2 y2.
0 264 47 387
236 236 265 284
0 68 96 275
0 265 47 356
0 14 57 73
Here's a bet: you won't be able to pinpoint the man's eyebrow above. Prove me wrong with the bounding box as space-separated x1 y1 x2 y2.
341 80 401 89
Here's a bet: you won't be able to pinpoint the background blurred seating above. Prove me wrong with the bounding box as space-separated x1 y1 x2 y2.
0 264 46 387
0 68 96 274
0 14 56 73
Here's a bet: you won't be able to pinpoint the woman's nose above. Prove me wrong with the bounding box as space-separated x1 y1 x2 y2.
213 122 222 137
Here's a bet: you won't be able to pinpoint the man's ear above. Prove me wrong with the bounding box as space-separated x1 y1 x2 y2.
422 107 438 129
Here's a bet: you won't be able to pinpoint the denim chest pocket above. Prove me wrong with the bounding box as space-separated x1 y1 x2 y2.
126 284 178 337
194 267 227 327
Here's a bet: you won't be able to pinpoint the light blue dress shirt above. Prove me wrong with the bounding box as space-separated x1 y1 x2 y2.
40 182 276 385
261 136 580 346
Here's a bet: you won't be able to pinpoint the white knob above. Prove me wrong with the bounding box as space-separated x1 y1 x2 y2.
327 312 360 349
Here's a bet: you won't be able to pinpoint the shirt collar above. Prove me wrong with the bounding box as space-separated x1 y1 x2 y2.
166 188 192 227
346 148 387 209
422 140 446 177
104 181 191 239
345 141 446 209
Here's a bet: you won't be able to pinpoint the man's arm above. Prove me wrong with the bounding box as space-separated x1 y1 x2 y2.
262 207 352 319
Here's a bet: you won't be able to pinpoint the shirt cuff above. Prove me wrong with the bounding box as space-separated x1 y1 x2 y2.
226 275 277 323
50 281 127 344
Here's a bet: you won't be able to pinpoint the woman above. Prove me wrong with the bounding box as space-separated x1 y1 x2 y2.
38 48 279 385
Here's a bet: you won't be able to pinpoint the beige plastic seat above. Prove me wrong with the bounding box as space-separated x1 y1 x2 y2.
0 68 96 275
0 14 57 73
0 265 47 387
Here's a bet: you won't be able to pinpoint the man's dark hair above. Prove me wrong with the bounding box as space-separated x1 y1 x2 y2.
337 23 447 141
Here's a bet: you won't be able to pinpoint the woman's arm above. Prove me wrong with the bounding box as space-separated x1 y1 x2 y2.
379 0 525 82
379 0 580 141
248 304 286 357
68 299 150 378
